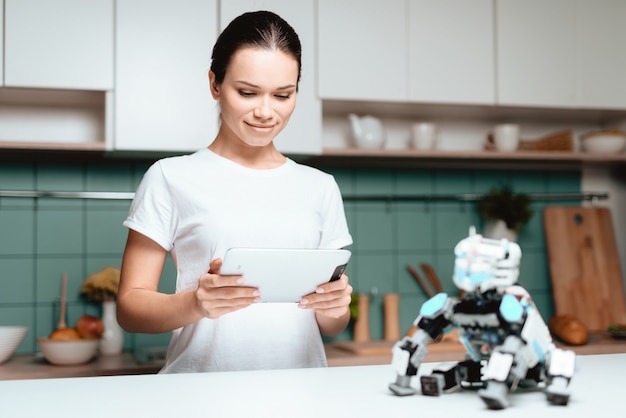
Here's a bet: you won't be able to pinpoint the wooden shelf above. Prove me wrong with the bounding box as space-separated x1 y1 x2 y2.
0 141 107 151
304 147 626 170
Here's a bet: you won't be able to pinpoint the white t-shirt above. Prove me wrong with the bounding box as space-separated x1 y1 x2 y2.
124 148 353 373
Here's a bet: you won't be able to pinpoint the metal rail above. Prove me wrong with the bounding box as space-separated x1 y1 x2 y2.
342 192 609 203
0 191 135 200
0 190 609 202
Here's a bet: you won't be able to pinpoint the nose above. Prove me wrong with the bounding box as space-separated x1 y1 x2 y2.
253 96 273 120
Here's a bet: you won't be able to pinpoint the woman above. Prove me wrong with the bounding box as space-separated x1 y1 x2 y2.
117 11 353 373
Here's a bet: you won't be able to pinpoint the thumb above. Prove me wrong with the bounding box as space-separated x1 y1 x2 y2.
208 258 223 275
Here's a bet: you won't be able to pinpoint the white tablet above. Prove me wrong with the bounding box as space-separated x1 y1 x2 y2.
220 248 351 303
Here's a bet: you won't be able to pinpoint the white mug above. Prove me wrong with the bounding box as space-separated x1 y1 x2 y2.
492 124 520 151
411 123 438 150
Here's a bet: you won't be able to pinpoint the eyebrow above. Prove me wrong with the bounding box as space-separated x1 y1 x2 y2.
236 81 296 90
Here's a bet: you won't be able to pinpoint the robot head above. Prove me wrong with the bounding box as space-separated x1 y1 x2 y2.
453 232 522 293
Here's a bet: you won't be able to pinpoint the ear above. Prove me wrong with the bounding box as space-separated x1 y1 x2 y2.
208 71 220 99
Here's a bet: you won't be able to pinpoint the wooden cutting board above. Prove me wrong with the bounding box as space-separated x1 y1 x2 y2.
543 206 626 331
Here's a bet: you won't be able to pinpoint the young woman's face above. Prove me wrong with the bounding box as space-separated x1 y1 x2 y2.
211 47 299 148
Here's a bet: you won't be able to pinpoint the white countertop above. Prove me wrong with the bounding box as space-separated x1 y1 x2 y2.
1 353 622 417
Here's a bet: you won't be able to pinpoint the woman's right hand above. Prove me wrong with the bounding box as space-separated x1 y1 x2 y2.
195 258 261 319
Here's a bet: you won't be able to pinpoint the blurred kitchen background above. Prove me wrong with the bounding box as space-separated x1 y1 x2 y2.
1 0 626 357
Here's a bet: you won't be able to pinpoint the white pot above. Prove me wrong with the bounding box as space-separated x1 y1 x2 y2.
483 219 518 242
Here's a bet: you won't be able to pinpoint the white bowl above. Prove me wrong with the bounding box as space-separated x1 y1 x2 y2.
580 132 626 153
37 337 99 366
0 326 28 364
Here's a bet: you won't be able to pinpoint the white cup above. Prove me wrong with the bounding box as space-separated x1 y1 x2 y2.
411 123 438 150
492 124 520 151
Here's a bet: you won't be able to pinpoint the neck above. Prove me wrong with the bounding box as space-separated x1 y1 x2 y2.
208 137 286 169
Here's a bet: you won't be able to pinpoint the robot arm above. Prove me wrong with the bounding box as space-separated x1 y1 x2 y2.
389 293 455 396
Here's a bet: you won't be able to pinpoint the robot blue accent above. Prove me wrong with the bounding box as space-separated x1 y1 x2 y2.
388 228 577 410
499 294 523 322
420 293 447 316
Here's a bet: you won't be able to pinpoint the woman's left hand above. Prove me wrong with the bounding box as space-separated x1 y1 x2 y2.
298 273 352 319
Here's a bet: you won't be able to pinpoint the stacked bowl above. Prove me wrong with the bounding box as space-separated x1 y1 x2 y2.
0 326 28 364
580 130 626 153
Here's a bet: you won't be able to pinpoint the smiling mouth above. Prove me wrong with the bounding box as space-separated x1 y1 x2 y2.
247 122 275 131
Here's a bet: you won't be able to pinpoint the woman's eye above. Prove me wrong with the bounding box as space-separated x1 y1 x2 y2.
275 94 291 100
238 91 255 97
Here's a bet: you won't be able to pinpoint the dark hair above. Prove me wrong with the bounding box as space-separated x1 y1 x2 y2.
210 11 302 88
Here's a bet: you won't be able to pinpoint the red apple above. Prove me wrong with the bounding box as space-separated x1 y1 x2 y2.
76 314 104 339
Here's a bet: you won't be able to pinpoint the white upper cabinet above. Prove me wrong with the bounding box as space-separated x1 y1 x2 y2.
318 0 408 101
114 0 219 152
0 1 3 86
577 0 626 109
4 0 113 90
497 0 626 109
497 0 577 107
408 0 494 105
220 0 322 154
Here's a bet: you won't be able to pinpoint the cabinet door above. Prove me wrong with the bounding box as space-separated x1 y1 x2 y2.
4 0 113 90
318 0 408 101
115 0 218 152
578 0 626 109
497 0 577 107
220 1 321 154
498 0 626 109
0 0 3 86
408 0 494 104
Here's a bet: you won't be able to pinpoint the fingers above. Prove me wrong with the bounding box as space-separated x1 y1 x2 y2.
195 260 261 319
195 284 260 319
315 272 349 294
299 273 352 318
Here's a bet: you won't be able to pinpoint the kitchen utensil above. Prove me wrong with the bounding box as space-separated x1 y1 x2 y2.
347 113 385 149
407 264 435 297
420 263 444 293
517 130 573 151
405 264 436 337
49 272 81 340
543 206 626 331
383 293 401 341
58 272 68 329
411 122 438 150
352 293 371 342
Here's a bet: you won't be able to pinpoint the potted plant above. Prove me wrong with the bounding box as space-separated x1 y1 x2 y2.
476 185 534 241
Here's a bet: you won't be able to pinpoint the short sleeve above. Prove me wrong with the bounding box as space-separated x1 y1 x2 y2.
319 177 353 250
123 162 177 251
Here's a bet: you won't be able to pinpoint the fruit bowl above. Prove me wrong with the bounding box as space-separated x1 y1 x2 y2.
580 130 626 153
37 337 99 366
0 326 28 364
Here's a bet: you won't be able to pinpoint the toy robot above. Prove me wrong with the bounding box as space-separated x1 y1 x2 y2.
389 228 576 410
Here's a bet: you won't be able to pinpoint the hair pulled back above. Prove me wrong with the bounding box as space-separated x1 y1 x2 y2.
210 11 302 88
